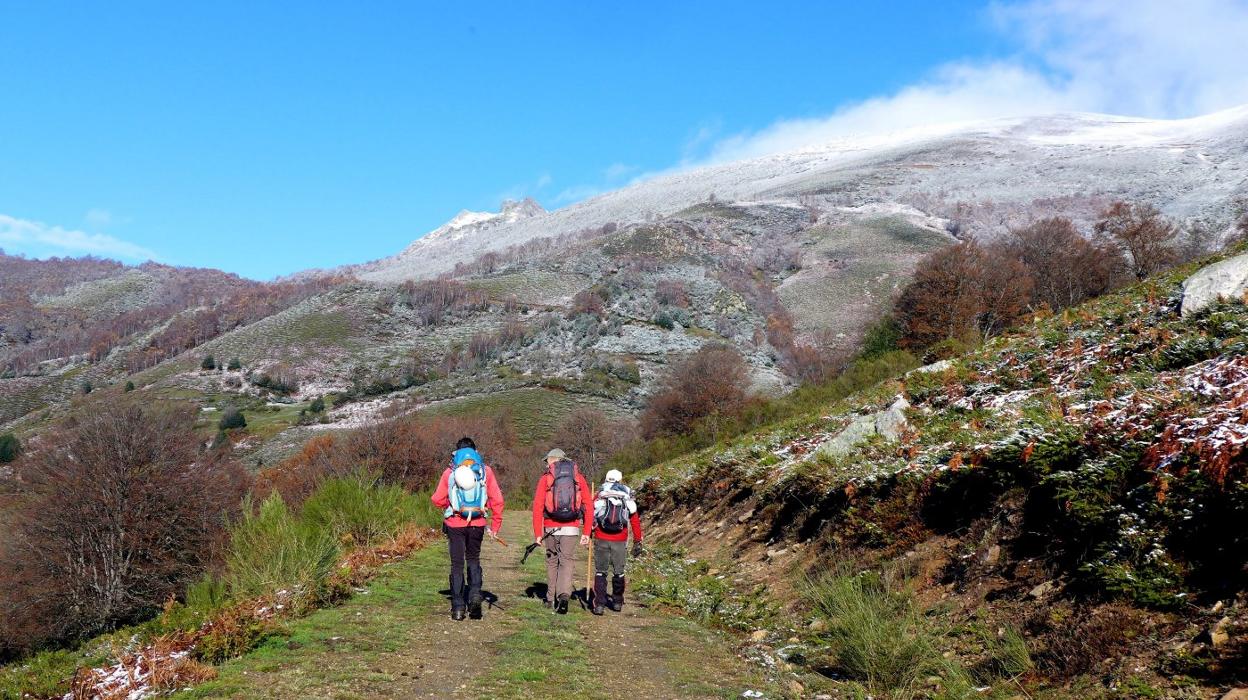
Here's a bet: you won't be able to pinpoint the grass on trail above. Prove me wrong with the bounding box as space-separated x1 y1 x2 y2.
176 513 774 700
180 544 448 699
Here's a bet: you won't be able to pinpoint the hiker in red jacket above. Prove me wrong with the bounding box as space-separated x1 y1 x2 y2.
431 437 504 621
530 448 592 615
590 469 643 615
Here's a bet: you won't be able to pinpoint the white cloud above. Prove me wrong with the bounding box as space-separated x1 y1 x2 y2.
603 162 639 181
693 0 1248 164
0 213 159 261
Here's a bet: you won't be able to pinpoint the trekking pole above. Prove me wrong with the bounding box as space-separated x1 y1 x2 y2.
585 530 594 608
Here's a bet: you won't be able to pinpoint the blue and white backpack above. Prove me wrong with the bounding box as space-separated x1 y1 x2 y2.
446 447 488 522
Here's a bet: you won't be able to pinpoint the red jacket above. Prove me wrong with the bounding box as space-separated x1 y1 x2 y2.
531 467 593 539
431 465 504 533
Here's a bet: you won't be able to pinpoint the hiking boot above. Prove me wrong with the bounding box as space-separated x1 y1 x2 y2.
593 573 608 615
451 607 466 621
610 575 625 612
555 595 569 615
468 592 483 620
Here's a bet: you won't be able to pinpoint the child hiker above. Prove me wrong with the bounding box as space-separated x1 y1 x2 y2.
591 469 643 615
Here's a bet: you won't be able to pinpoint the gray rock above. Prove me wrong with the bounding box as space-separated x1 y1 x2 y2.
816 397 910 458
909 359 954 374
875 397 911 440
1028 580 1057 599
817 414 878 457
1181 253 1248 316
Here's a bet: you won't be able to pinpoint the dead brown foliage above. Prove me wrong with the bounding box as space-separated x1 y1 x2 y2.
1094 201 1179 281
257 411 538 503
0 405 249 655
640 343 750 439
895 239 1035 348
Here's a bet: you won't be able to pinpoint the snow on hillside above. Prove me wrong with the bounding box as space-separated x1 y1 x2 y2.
355 106 1248 283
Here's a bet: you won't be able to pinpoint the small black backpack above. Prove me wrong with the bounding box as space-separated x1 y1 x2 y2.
597 494 628 534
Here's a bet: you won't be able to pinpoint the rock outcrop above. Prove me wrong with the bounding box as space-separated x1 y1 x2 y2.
1181 253 1248 316
816 396 910 458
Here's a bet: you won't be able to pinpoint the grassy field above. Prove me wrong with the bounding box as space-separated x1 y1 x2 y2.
420 387 631 445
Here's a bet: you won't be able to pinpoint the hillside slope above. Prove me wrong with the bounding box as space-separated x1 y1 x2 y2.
5 107 1247 474
357 107 1248 283
636 250 1248 697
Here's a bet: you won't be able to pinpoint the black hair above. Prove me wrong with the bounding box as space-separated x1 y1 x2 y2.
455 436 476 450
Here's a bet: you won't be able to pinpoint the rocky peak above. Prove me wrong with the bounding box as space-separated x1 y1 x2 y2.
499 197 546 222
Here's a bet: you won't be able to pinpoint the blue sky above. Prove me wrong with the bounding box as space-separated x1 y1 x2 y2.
2 1 1247 279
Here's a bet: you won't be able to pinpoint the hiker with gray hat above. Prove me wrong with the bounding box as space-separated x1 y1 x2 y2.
530 448 592 614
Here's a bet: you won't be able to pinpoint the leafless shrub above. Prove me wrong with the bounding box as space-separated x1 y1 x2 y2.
399 279 490 326
1094 201 1179 280
0 406 248 654
640 344 749 439
551 409 638 484
655 279 690 307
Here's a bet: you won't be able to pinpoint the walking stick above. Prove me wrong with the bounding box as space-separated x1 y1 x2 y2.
585 530 594 607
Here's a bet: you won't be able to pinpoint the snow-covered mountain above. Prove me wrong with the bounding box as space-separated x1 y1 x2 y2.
355 106 1248 283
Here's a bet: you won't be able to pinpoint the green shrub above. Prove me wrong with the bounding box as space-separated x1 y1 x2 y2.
410 487 447 529
123 380 135 392
219 406 246 430
309 395 326 413
300 472 421 547
201 355 216 370
860 315 902 360
0 647 99 699
227 357 242 371
0 432 20 463
80 380 93 394
224 495 339 600
804 570 973 698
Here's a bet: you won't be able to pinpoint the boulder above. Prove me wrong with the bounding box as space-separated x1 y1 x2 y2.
815 397 911 458
1028 580 1057 600
875 397 911 440
1221 689 1248 700
909 359 954 374
817 414 877 457
1181 253 1248 317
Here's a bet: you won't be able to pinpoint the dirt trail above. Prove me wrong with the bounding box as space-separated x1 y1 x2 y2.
184 512 770 699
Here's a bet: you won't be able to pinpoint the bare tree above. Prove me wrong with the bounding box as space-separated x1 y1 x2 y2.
1094 202 1179 280
551 408 636 484
1 406 248 653
1004 217 1125 310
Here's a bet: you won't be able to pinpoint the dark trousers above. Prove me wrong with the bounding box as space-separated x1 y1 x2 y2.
445 524 484 609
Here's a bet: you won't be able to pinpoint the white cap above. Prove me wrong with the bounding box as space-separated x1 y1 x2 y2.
605 469 623 483
453 465 478 490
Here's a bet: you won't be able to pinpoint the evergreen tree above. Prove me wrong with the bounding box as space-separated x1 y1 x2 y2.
124 380 135 392
227 357 242 371
219 406 246 430
0 432 21 463
201 355 216 370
